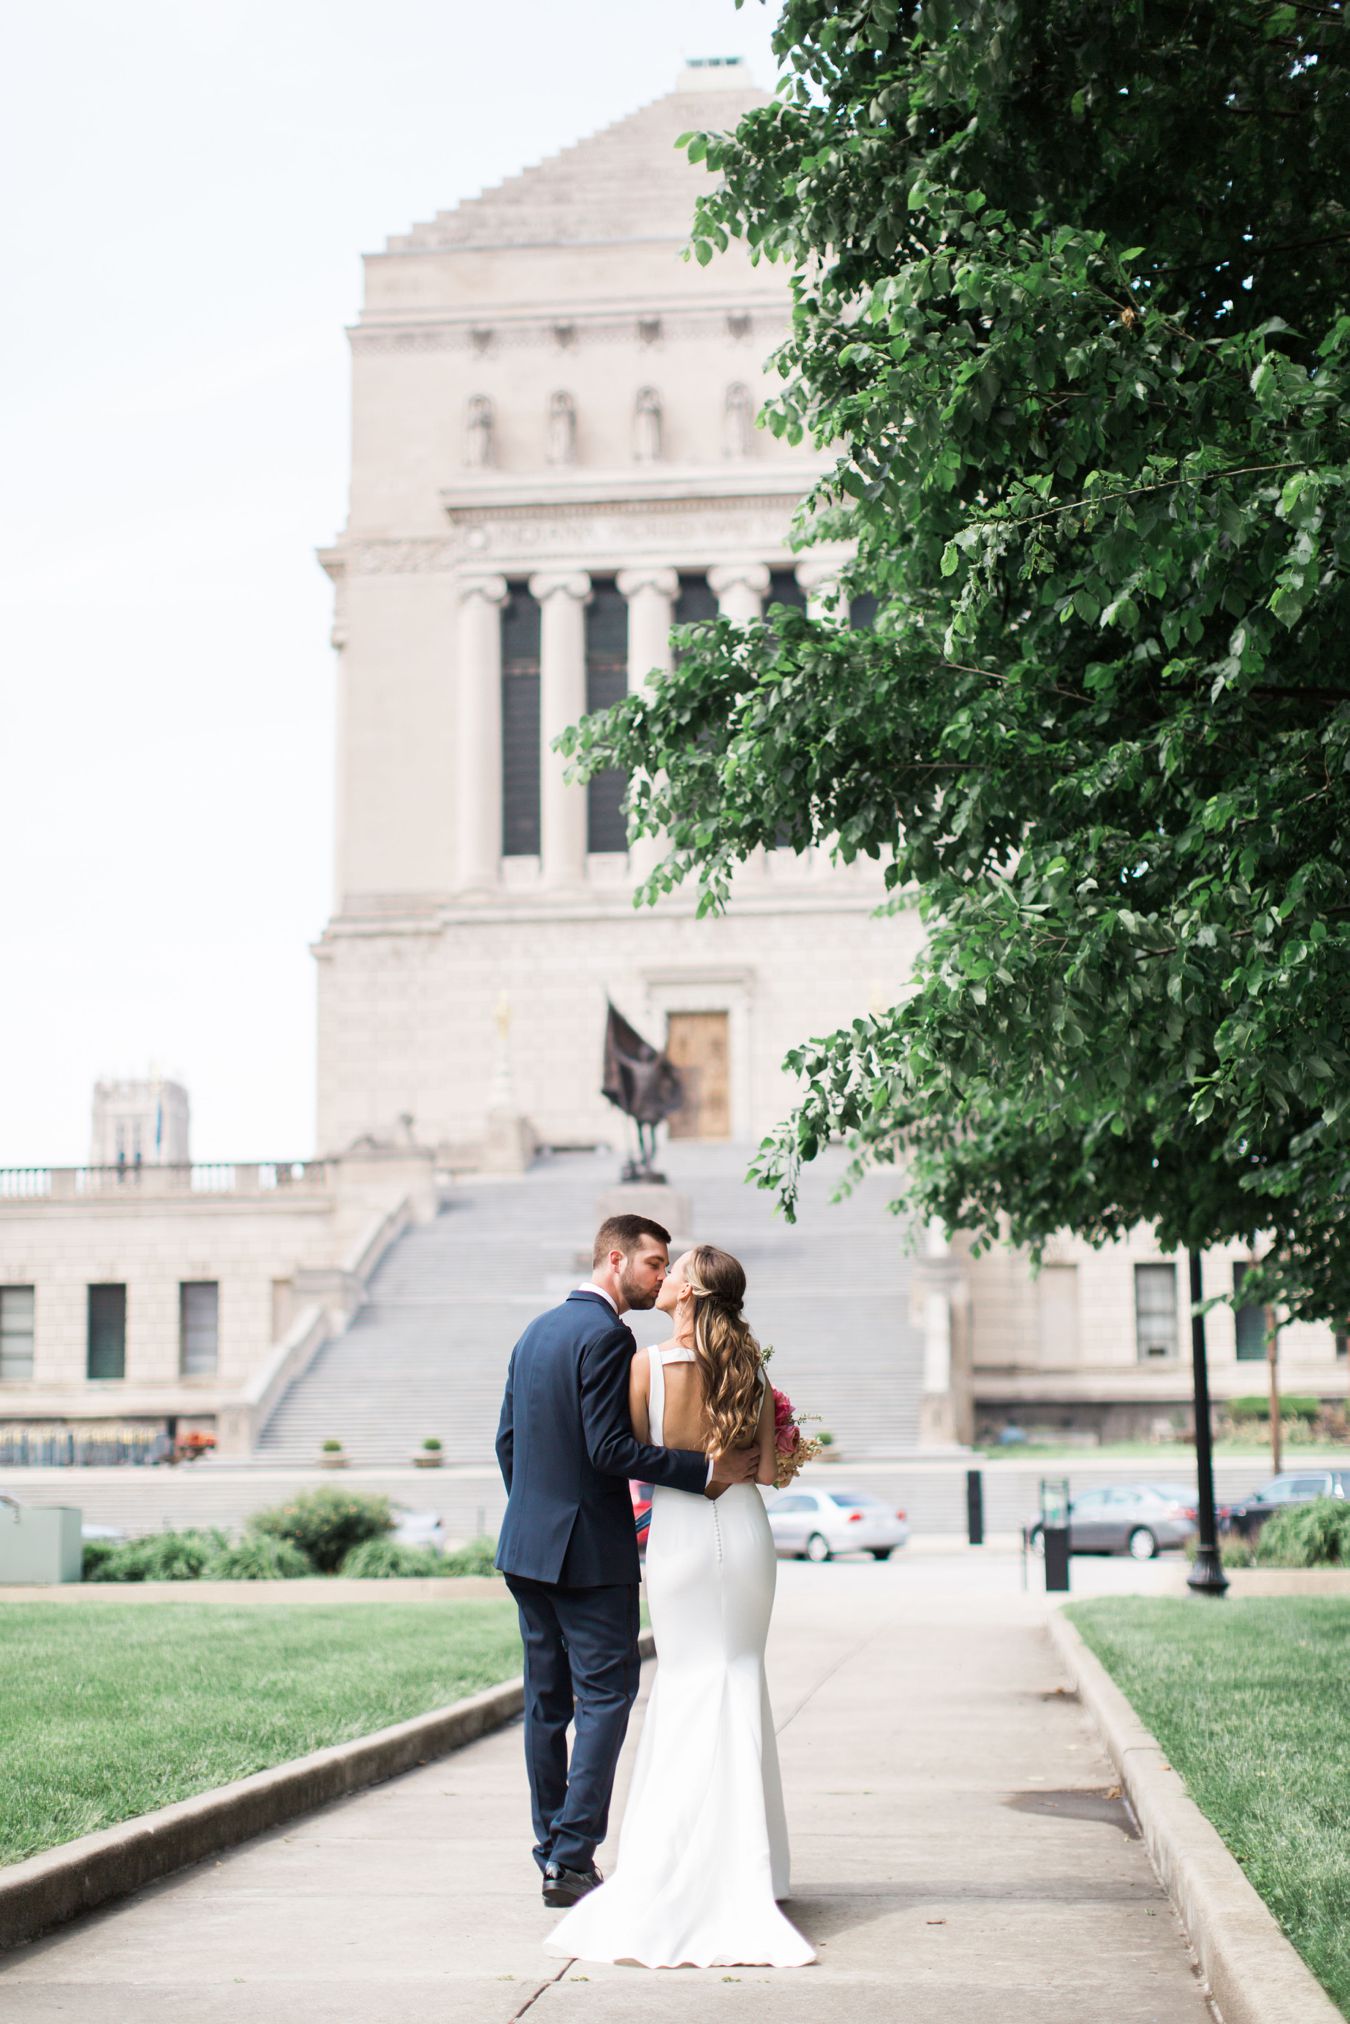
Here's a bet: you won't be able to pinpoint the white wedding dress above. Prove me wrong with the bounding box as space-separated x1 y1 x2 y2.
544 1346 815 1970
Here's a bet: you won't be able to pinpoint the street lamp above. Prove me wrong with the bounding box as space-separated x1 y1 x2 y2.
1186 1249 1229 1598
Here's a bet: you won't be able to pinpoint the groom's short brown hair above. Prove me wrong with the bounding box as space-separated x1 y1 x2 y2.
592 1214 671 1269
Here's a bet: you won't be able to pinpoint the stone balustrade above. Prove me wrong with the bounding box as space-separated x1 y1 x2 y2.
0 1161 331 1205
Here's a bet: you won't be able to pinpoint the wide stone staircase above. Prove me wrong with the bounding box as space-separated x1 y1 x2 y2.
252 1145 925 1467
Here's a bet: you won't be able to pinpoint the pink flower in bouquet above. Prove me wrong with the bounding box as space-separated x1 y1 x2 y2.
771 1386 802 1455
761 1359 821 1486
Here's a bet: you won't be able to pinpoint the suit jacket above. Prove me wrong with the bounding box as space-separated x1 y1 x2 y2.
494 1290 708 1586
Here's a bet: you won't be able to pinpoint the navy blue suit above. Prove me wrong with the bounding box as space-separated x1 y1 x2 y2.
495 1289 706 1873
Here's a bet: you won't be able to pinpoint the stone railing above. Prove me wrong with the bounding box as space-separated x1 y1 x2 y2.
214 1196 416 1456
0 1161 330 1203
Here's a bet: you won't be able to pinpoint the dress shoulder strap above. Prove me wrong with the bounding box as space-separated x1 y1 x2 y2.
647 1344 665 1446
659 1346 697 1364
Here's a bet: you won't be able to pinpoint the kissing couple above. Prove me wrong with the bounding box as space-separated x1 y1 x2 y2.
494 1212 815 1970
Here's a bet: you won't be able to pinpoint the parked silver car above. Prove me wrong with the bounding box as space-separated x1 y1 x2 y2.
1027 1483 1197 1560
390 1504 446 1552
767 1487 909 1562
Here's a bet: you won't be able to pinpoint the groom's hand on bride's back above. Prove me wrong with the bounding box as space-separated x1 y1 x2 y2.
705 1446 760 1497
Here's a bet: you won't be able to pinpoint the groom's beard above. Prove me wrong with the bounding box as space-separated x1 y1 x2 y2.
618 1266 658 1311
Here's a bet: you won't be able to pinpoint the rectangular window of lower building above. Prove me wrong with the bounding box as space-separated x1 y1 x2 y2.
1134 1263 1178 1361
0 1286 35 1380
1232 1262 1267 1361
87 1283 126 1380
180 1281 219 1376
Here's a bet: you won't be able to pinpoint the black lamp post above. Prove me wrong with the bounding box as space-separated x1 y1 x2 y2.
1186 1248 1229 1598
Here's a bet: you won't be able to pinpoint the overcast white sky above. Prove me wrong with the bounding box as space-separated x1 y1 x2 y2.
0 1 779 1168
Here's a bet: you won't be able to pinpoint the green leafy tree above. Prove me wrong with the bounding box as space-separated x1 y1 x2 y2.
563 0 1350 1326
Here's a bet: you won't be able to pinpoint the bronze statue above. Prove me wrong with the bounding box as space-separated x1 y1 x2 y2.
601 1001 683 1182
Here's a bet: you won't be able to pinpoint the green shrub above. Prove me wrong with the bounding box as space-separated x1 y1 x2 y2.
81 1538 122 1581
208 1534 311 1580
320 1437 344 1453
1257 1498 1350 1568
441 1536 499 1578
421 1436 443 1452
89 1529 227 1583
338 1538 446 1578
1229 1394 1320 1423
248 1488 392 1573
1186 1534 1259 1571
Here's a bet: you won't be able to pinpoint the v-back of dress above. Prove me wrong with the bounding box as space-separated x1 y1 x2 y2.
544 1346 815 1969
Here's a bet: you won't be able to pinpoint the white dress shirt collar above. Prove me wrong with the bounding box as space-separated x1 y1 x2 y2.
574 1280 618 1314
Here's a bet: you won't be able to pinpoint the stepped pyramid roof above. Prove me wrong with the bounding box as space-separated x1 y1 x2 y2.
387 59 768 254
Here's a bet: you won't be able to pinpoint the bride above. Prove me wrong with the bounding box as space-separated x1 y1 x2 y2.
544 1244 815 1970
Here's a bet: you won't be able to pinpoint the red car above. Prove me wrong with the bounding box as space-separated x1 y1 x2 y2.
630 1480 654 1555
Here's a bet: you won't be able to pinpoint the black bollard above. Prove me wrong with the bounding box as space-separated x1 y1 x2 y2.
966 1468 985 1546
1043 1524 1071 1592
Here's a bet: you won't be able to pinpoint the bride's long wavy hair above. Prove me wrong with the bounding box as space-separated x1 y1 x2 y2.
684 1244 763 1452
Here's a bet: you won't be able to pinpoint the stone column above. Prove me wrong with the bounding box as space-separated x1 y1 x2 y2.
708 561 770 626
795 558 842 621
531 569 592 890
617 567 679 885
709 564 772 878
795 560 842 878
455 574 509 893
915 1220 970 1447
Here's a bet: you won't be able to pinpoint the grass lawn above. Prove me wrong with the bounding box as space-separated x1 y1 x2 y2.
1068 1596 1350 2016
0 1599 522 1867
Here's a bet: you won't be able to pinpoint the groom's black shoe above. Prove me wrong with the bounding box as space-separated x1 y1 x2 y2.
542 1861 603 1908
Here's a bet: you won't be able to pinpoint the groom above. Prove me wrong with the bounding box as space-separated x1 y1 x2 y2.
495 1212 757 1907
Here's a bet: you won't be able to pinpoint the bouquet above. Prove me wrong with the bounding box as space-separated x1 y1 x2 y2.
761 1347 822 1488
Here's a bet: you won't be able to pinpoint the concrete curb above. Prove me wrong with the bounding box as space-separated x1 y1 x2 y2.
0 1626 656 1951
1047 1611 1341 2024
0 1575 509 1604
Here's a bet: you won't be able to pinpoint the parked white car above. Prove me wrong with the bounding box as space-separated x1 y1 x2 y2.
390 1504 445 1552
767 1487 909 1562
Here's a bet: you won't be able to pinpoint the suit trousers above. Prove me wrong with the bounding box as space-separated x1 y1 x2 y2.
505 1574 642 1875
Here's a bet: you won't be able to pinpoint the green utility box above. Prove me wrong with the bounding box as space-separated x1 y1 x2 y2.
0 1505 83 1583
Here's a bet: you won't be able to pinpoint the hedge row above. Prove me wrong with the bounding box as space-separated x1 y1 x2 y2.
82 1488 499 1582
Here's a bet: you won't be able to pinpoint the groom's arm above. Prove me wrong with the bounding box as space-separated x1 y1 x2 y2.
579 1331 707 1497
494 1350 515 1494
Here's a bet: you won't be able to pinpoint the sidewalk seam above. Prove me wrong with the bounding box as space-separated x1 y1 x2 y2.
0 1627 656 1953
1047 1610 1341 2024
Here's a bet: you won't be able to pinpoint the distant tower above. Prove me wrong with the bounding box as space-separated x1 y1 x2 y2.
91 1077 191 1167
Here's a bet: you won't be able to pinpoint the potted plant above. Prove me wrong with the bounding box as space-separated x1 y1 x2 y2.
413 1436 444 1469
318 1437 348 1470
817 1430 839 1461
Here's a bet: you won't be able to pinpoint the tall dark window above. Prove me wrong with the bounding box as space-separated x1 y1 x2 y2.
585 580 629 852
1233 1263 1267 1361
850 592 879 630
675 574 718 629
87 1284 126 1380
767 568 807 613
501 584 541 857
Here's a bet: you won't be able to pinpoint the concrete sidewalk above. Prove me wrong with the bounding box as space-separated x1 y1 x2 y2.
0 1570 1214 2022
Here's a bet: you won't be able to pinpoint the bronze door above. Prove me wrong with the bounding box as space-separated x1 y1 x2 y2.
665 1011 731 1139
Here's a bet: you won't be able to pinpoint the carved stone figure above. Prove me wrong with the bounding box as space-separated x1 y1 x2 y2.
547 390 576 465
633 386 663 463
723 382 754 459
465 395 494 467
